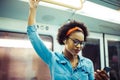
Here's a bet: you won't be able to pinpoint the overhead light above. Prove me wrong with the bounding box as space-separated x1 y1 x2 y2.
41 0 84 10
20 0 84 10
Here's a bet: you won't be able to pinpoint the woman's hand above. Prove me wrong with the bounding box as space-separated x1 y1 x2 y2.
94 70 109 80
28 0 40 26
29 0 41 8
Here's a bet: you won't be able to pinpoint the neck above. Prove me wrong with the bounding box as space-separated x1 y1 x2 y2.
63 49 78 61
63 48 79 68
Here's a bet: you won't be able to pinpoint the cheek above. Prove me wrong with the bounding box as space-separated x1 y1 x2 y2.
65 43 74 52
65 41 72 48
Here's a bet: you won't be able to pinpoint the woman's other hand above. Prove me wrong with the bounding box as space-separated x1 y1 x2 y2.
94 70 109 80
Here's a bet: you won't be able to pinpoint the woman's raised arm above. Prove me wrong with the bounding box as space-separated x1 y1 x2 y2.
28 0 40 26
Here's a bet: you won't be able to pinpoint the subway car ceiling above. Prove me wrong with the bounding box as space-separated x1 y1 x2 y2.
0 0 120 35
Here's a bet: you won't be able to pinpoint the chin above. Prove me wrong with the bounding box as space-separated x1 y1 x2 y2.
73 52 79 56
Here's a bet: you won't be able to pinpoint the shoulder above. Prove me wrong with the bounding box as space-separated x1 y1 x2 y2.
80 56 93 66
83 57 93 63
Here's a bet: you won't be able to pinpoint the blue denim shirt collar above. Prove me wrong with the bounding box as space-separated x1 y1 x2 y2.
55 52 85 68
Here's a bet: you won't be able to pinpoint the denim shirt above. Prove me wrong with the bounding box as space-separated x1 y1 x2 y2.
27 25 95 80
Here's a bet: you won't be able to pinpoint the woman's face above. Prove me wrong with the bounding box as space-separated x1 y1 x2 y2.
64 31 85 56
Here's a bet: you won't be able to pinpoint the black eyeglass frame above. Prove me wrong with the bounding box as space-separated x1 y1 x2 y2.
68 37 85 47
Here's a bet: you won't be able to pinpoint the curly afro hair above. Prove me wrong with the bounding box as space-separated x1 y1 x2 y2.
57 20 88 45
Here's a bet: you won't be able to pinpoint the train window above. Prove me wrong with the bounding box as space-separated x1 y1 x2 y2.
82 38 101 70
107 41 120 80
0 31 52 80
105 35 120 80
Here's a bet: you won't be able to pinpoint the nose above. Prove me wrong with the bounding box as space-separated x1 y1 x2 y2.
75 43 83 49
76 43 81 48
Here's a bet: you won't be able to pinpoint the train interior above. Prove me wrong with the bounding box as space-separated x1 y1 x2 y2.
0 0 120 80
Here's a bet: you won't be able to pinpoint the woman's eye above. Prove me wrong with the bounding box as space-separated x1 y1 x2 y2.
74 39 84 45
74 40 79 44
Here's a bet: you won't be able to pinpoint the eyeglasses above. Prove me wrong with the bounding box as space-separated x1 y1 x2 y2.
68 37 85 47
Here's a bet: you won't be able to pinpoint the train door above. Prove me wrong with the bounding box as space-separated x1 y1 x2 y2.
105 35 120 80
0 31 53 80
82 32 105 70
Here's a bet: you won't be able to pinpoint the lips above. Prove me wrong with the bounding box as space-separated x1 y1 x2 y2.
74 49 80 53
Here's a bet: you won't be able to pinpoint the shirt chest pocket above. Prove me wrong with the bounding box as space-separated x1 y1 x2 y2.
54 68 68 80
54 61 69 80
73 67 90 80
54 59 69 73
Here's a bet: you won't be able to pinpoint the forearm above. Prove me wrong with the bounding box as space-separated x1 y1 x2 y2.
28 7 37 26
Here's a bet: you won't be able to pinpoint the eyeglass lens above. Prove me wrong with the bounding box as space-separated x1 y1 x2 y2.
69 37 85 46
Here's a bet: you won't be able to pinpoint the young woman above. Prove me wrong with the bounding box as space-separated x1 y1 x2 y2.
27 0 109 80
